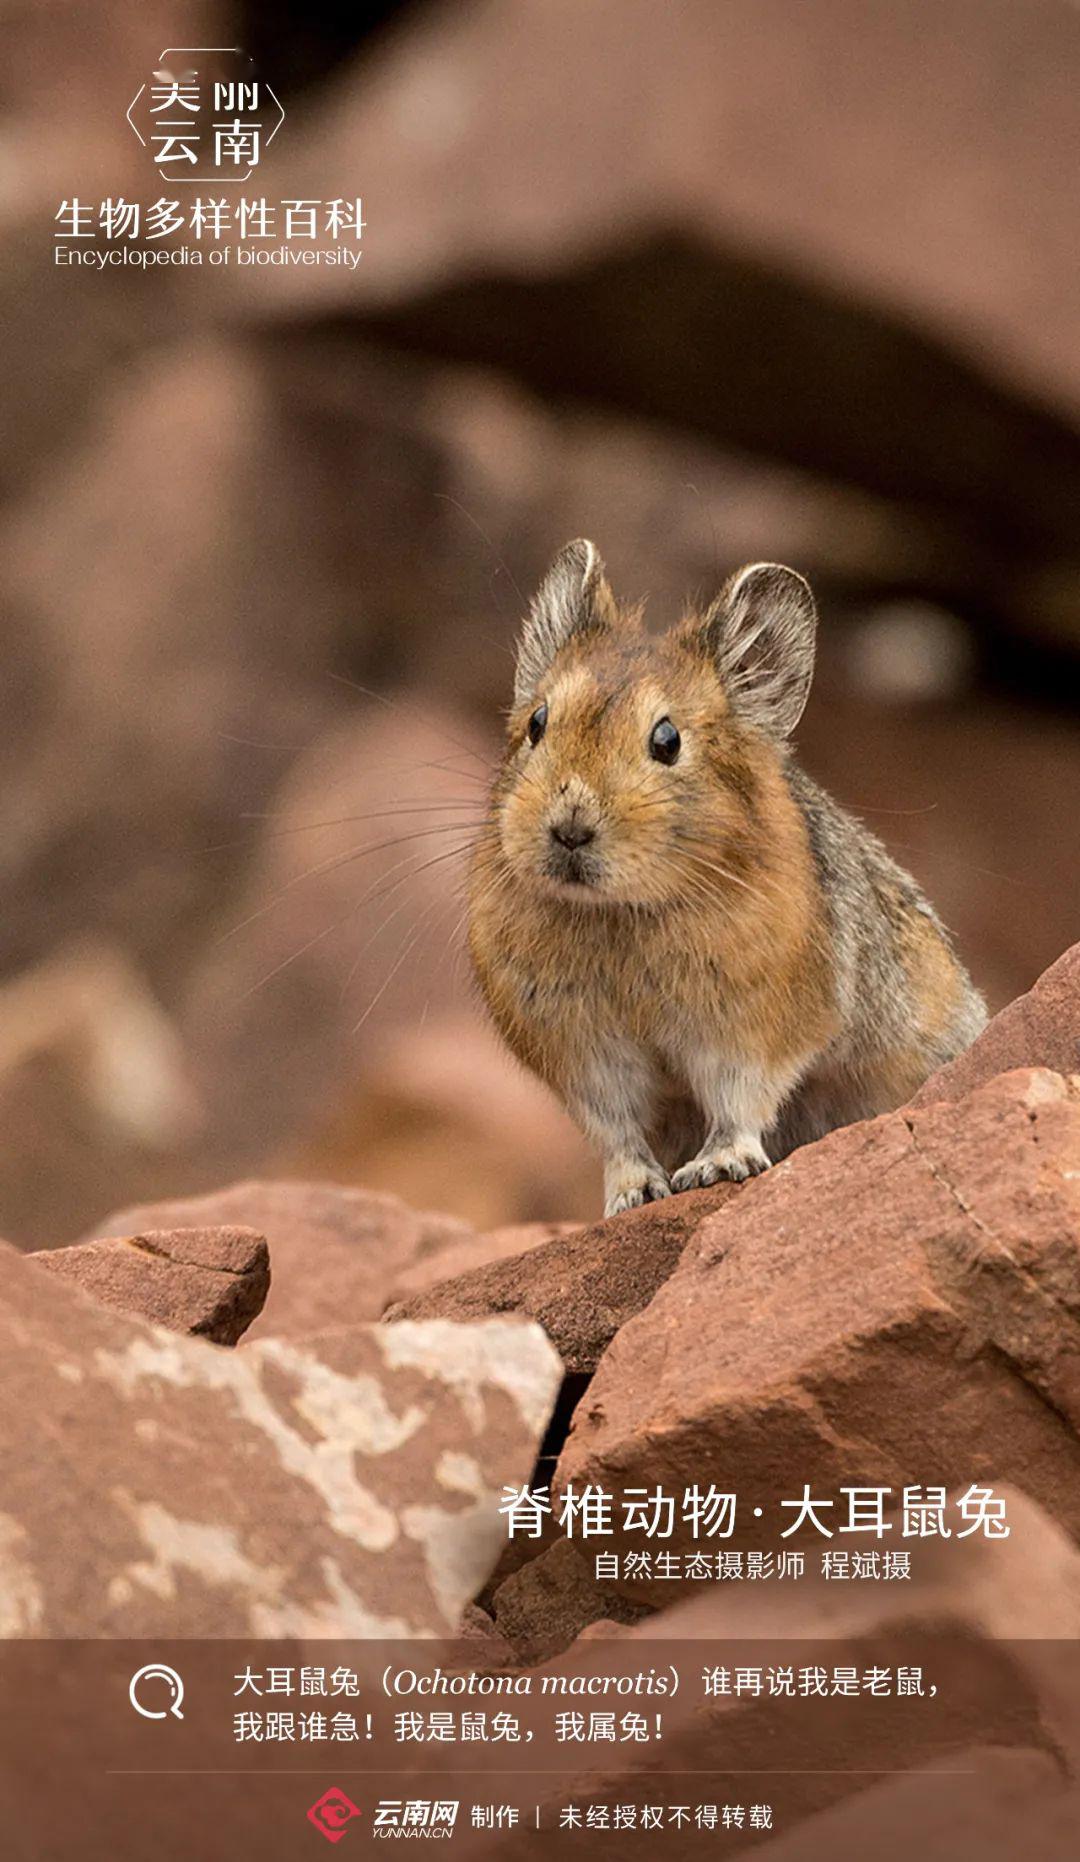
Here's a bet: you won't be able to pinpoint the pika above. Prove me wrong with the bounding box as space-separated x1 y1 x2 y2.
468 540 987 1217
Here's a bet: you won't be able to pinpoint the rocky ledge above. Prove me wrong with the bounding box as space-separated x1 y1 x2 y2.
2 941 1079 1835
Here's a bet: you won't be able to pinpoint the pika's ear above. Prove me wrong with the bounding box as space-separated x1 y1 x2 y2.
513 539 615 708
700 562 816 737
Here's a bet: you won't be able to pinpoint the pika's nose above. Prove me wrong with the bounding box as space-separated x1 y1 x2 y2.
550 812 595 851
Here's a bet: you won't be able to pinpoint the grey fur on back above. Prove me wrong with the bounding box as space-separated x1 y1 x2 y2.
769 761 987 1155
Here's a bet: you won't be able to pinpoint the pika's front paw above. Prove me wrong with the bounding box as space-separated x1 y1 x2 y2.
671 1137 770 1193
604 1160 672 1218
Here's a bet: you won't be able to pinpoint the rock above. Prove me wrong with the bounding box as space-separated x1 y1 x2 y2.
490 1538 645 1662
912 941 1080 1107
557 1070 1080 1580
385 1185 735 1374
759 1752 1074 1861
30 1226 269 1347
601 1480 1080 1646
387 1219 581 1306
241 0 1080 651
1 341 339 990
88 1179 474 1343
473 1496 567 1618
296 1013 595 1232
483 1488 1080 1859
241 0 1080 426
457 1601 519 1667
0 939 209 1251
0 1239 562 1636
179 705 500 1172
0 938 200 1152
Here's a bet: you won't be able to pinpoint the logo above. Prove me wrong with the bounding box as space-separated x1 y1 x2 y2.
127 46 284 182
308 1789 362 1845
374 1801 459 1841
128 1663 185 1720
307 1787 363 1847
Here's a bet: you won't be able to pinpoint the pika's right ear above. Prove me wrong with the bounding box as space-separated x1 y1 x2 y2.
513 539 615 708
698 562 817 738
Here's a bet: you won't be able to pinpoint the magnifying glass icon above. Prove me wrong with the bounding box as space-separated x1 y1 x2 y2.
129 1664 185 1720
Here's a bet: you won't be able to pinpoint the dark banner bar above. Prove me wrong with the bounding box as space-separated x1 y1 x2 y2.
1 1634 1077 1859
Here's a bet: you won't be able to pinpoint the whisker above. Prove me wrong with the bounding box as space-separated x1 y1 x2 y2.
432 491 529 613
229 838 478 1005
673 862 735 917
843 800 941 819
216 821 484 944
876 841 1025 888
202 800 487 857
675 843 758 897
336 839 479 1002
217 731 296 753
379 751 493 790
683 479 722 587
351 890 450 1035
327 673 493 774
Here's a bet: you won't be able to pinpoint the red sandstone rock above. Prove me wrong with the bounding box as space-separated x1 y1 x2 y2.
386 1220 581 1307
0 1239 562 1637
912 939 1080 1107
757 1753 1075 1861
490 1538 645 1662
88 1179 474 1343
478 1489 1080 1860
556 1070 1080 1583
385 1186 735 1373
31 1225 268 1346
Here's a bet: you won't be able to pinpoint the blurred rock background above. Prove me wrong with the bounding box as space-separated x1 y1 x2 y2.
2 0 1078 1246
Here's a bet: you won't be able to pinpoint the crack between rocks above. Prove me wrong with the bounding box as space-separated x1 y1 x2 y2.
535 1372 593 1466
980 1338 1080 1447
902 1108 1080 1315
902 1113 1080 1437
900 1113 1005 1253
120 1234 257 1280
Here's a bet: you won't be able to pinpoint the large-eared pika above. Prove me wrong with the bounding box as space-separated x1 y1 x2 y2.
468 540 987 1216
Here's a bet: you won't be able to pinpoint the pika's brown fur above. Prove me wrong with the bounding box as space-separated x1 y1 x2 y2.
468 540 986 1215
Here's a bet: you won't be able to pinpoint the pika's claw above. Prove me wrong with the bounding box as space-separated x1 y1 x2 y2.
671 1138 770 1193
604 1160 672 1218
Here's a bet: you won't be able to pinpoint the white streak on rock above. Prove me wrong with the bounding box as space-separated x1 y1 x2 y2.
401 1498 507 1629
376 1318 563 1434
250 1556 417 1639
112 1495 284 1604
435 1450 485 1496
95 1333 407 1553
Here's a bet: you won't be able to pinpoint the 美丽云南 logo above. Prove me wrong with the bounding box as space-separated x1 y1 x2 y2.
127 47 284 182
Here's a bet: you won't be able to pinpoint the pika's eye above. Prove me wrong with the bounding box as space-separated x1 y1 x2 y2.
527 703 548 746
649 717 681 764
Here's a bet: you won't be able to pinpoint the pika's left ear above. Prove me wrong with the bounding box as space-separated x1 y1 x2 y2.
513 538 616 709
700 563 817 738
